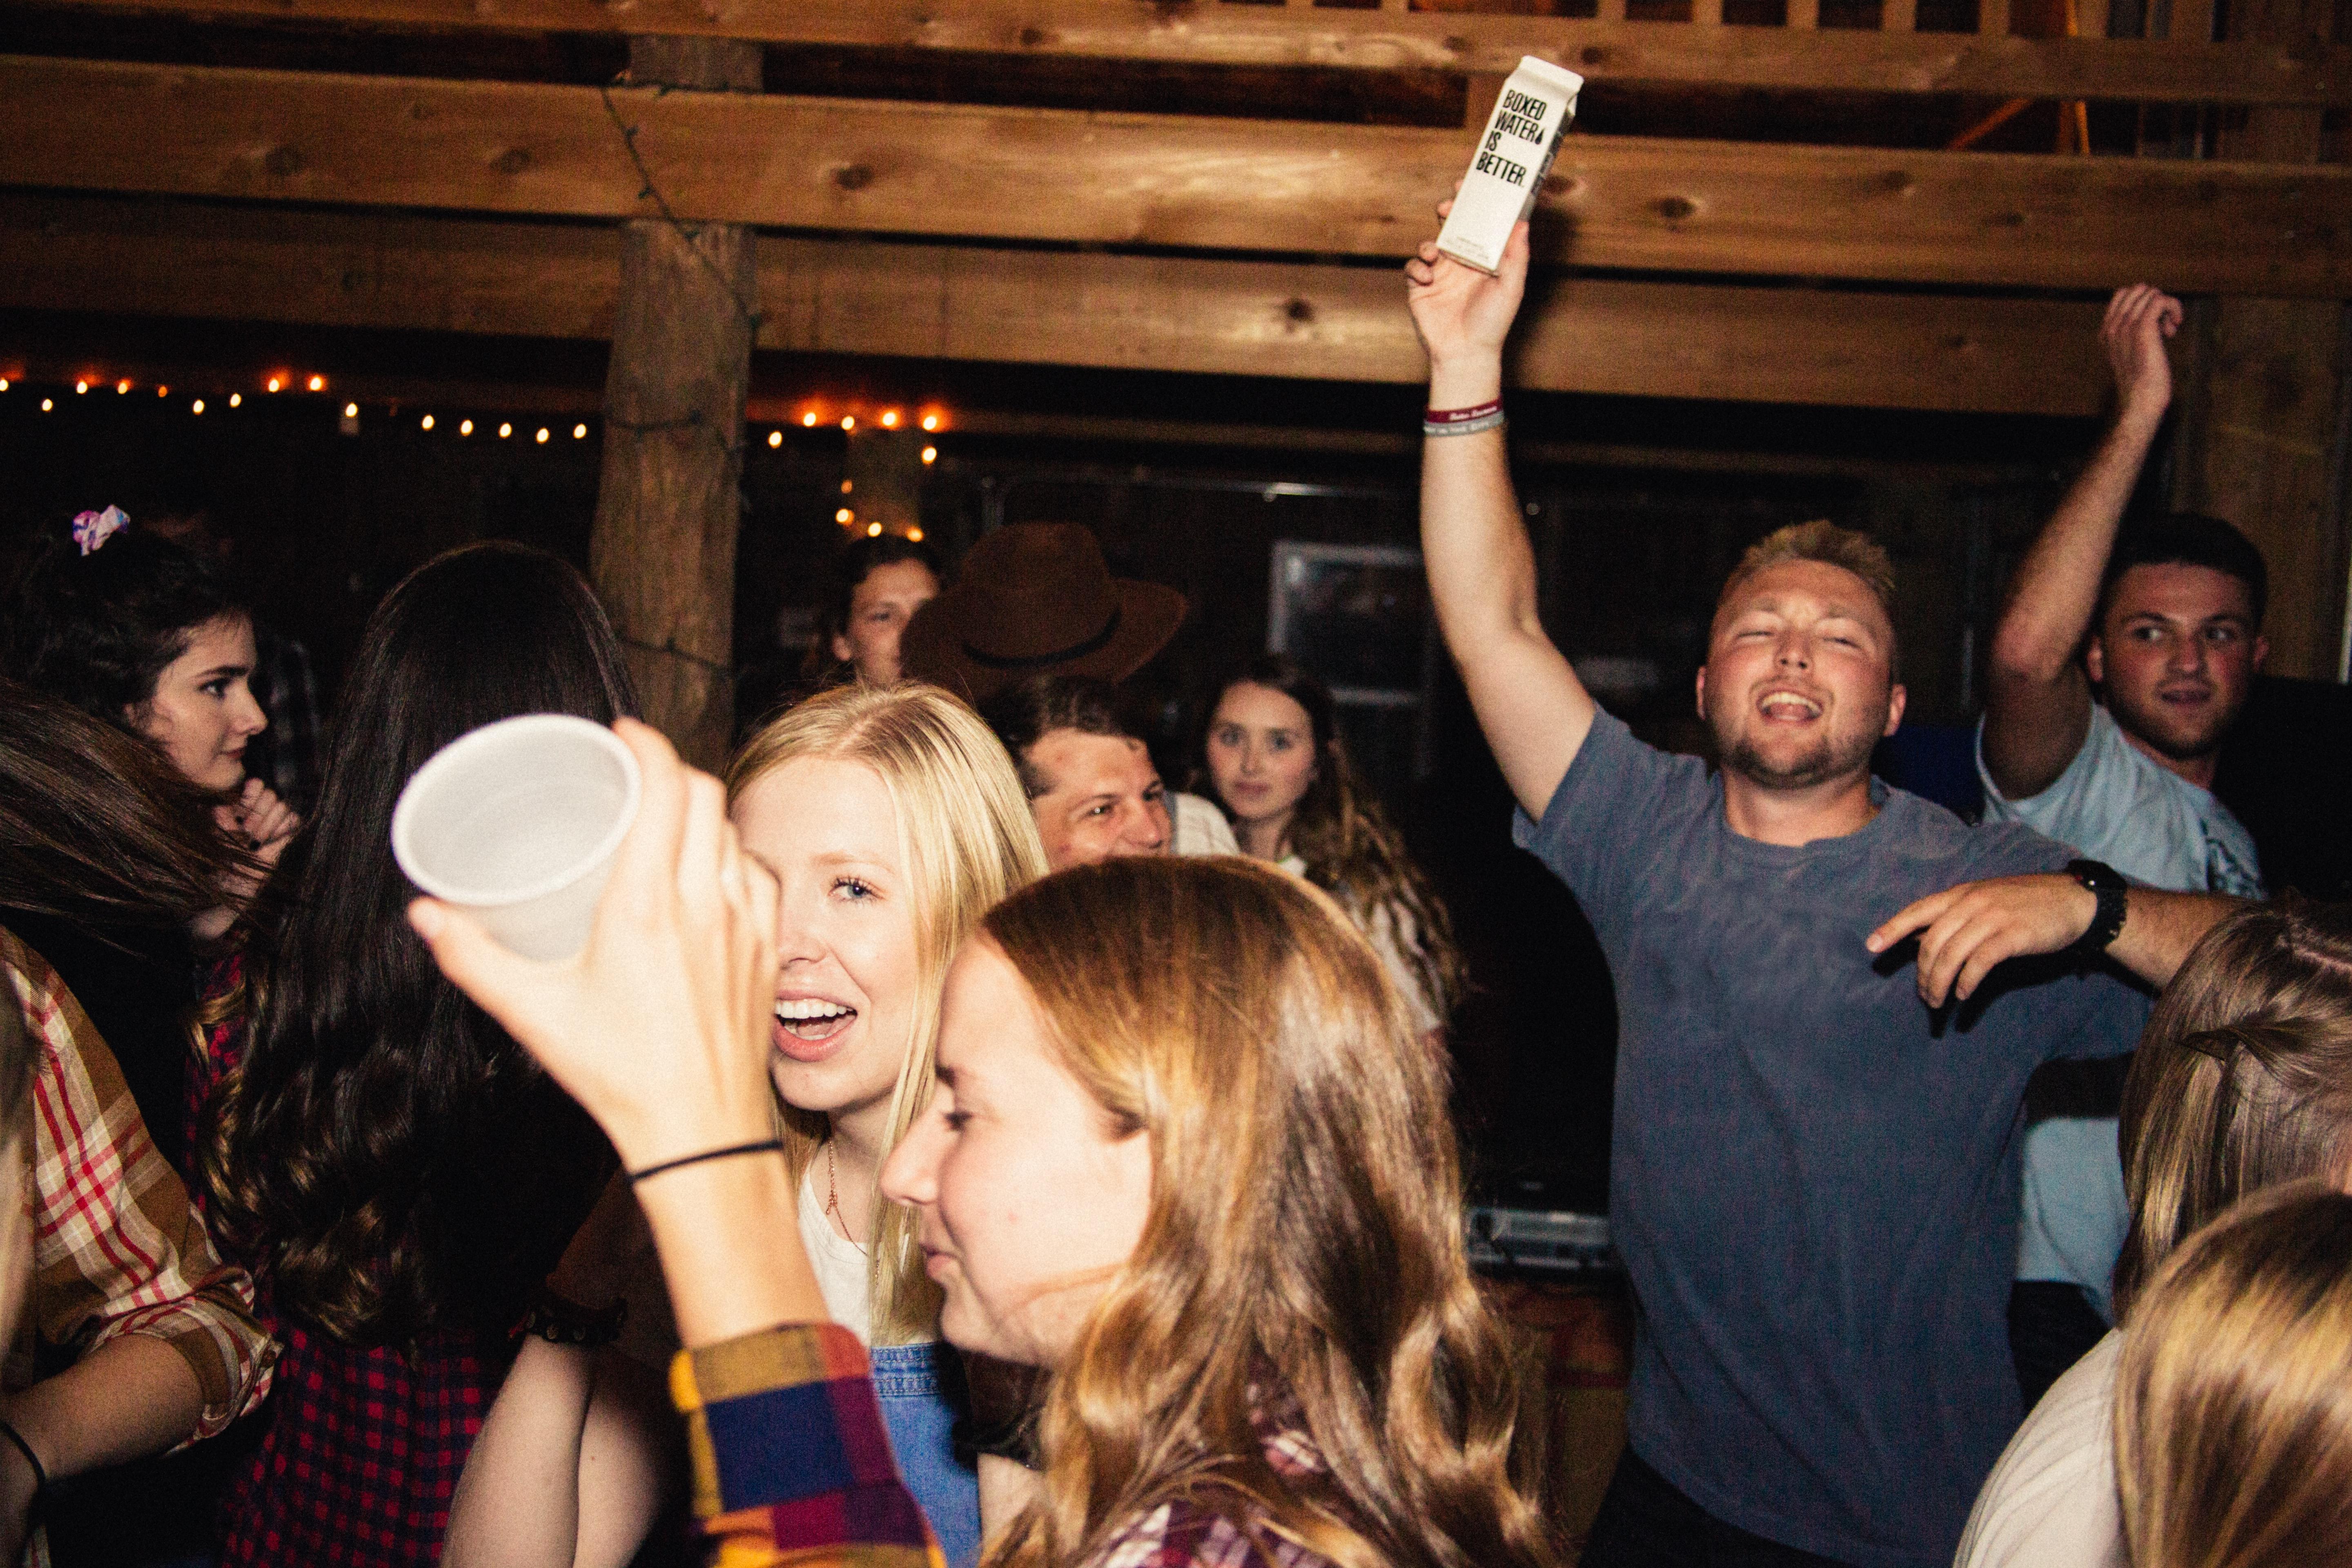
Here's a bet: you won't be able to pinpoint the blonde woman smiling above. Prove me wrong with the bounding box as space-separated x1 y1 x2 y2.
445 685 1045 1568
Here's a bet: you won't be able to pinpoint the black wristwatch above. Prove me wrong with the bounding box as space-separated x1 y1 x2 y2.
2065 859 2129 956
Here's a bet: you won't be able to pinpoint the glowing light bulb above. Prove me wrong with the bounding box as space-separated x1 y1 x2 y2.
840 480 853 494
192 399 205 415
907 527 924 542
229 393 242 407
802 412 817 428
266 377 282 393
880 410 900 429
840 416 855 431
307 375 325 392
344 402 359 418
573 424 588 439
116 379 131 394
835 508 853 524
41 398 54 412
866 522 883 537
156 385 168 396
421 414 435 430
0 379 8 392
767 430 783 448
920 414 939 432
498 423 512 439
459 419 474 436
74 380 88 394
920 446 937 465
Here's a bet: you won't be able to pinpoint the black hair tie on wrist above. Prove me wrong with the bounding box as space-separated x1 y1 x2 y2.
626 1138 784 1185
0 1416 48 1508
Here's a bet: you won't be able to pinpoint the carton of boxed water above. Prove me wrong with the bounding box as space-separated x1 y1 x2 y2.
1435 56 1584 276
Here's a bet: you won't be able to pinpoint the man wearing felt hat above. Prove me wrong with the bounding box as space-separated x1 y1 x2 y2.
901 522 1234 860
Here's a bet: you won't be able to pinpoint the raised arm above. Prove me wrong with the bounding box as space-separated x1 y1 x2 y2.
1407 217 1595 821
1981 285 2181 799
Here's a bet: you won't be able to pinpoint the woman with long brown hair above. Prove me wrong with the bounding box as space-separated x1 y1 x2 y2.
409 724 1561 1568
1957 900 2352 1568
1199 654 1464 1035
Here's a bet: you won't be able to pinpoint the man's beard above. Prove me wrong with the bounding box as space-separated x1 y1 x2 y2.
1718 722 1879 792
2102 683 2237 764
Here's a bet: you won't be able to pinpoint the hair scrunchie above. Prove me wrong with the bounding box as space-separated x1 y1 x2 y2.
71 506 130 556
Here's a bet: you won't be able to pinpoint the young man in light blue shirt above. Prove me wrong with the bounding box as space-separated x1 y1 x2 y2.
1978 283 2271 1404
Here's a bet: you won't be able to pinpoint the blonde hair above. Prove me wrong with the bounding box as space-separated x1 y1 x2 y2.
980 856 1560 1568
728 682 1047 1343
1719 520 1897 619
2116 1180 2352 1568
2114 900 2352 1321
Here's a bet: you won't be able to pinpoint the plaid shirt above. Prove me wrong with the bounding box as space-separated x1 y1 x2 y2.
191 969 508 1568
675 1325 1339 1568
0 930 277 1566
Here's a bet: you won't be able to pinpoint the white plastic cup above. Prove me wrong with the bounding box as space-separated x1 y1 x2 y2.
391 714 641 961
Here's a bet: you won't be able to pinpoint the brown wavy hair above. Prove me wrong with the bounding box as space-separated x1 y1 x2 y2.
2116 1180 2352 1568
2113 898 2352 1322
979 856 1558 1568
1199 657 1465 1022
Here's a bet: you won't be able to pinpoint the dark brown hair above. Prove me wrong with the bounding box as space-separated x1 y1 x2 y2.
980 674 1132 800
2114 900 2352 1321
0 677 250 933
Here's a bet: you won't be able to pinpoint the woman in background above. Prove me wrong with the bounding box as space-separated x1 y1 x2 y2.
2114 1181 2352 1568
0 512 296 1176
199 542 629 1568
445 682 1044 1568
1200 654 1464 1035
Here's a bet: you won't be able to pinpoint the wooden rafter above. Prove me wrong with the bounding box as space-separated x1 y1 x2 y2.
29 0 2352 105
1 56 2345 295
0 193 2112 414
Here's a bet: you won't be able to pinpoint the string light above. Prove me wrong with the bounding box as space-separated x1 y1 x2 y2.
116 379 131 394
459 419 474 436
498 423 512 439
767 430 782 448
840 480 853 494
344 403 360 418
40 398 53 412
840 416 855 431
156 385 168 397
421 414 435 430
229 394 242 407
573 424 588 440
835 508 853 523
535 427 549 443
907 527 925 542
880 410 900 429
920 413 939 432
265 377 282 393
921 446 937 465
75 380 88 394
192 399 205 414
307 375 326 392
802 412 817 428
0 379 8 392
866 521 883 537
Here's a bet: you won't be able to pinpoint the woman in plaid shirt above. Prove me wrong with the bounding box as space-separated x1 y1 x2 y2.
414 722 1564 1568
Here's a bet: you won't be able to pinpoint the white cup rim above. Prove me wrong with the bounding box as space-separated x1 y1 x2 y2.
390 714 642 909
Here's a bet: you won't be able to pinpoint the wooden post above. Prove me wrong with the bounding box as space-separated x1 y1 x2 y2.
2168 0 2350 680
588 35 761 768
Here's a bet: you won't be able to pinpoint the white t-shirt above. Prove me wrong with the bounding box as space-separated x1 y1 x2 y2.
1169 791 1239 857
797 1165 876 1345
1953 1331 2124 1568
1276 854 1444 1035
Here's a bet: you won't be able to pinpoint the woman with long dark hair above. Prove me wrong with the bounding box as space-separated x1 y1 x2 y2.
1 510 298 1176
1199 654 1464 1034
198 542 631 1568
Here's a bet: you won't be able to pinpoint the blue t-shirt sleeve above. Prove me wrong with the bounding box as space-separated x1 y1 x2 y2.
1510 712 1706 934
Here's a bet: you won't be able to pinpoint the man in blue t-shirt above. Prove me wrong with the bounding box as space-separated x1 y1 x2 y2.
1403 221 2236 1566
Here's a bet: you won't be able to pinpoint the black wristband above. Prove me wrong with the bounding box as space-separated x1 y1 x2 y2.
627 1138 783 1185
514 1283 628 1349
0 1417 47 1507
2065 859 2129 955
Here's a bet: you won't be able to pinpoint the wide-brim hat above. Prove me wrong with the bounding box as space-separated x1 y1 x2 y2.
902 523 1187 704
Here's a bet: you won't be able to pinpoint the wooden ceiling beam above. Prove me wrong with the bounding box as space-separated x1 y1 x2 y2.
31 0 2352 105
2 55 2342 296
0 192 2109 414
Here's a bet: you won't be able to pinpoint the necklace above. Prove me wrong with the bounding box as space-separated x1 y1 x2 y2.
825 1140 867 1253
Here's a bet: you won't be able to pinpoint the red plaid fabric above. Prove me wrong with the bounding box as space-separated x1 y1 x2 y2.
194 961 510 1568
1080 1388 1342 1568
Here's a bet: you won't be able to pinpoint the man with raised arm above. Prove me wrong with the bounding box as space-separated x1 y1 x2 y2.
1976 285 2271 1408
1405 221 2232 1568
